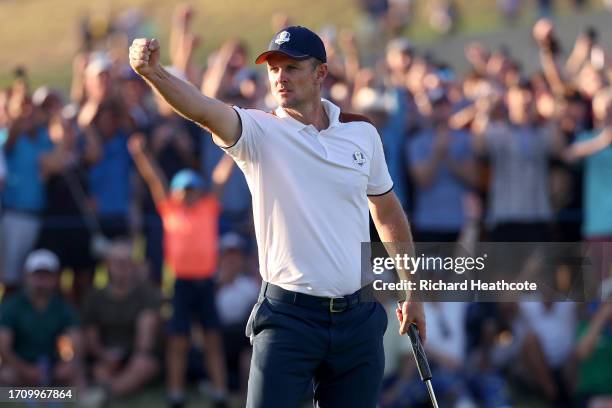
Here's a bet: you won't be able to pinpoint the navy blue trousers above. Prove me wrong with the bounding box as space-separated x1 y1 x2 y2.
245 284 388 408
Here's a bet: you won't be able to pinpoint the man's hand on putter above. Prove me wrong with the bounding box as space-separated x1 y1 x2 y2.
396 300 426 342
129 38 161 77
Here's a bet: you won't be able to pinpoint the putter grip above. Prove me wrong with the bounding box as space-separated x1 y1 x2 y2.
407 324 432 381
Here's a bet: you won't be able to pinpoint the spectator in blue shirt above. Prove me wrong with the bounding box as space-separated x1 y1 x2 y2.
564 88 612 240
408 89 477 242
563 88 612 299
86 99 133 239
1 96 53 288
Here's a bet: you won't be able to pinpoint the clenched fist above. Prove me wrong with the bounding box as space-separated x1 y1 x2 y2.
129 38 161 77
532 18 554 47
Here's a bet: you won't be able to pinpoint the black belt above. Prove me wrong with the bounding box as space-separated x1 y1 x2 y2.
260 282 369 313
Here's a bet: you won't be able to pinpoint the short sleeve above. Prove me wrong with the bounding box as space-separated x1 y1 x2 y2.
222 107 266 165
197 195 221 216
367 127 394 196
575 130 595 143
155 197 173 219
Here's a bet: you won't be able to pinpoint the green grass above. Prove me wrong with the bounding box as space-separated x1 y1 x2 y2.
0 0 359 90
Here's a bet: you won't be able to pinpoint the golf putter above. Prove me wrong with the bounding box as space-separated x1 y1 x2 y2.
398 303 440 408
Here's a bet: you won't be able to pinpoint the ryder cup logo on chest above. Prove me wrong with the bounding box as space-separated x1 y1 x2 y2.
353 151 366 166
275 31 291 45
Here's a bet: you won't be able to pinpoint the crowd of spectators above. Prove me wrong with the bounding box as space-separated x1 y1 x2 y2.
0 2 610 407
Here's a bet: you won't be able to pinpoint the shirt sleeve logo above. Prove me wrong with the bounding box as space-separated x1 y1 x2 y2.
353 151 367 166
274 31 291 45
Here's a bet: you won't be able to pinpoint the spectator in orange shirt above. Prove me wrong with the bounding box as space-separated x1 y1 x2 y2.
128 132 234 408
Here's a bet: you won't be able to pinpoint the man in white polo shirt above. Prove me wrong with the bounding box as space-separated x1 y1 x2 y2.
129 25 425 408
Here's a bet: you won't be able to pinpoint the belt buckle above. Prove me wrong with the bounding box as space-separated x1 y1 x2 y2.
329 297 348 313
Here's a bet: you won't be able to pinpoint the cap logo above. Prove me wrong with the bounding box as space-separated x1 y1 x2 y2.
274 31 291 45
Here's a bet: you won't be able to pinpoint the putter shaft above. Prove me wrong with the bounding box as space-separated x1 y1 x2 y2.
425 379 440 408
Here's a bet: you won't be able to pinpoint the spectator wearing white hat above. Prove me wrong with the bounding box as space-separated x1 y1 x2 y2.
135 65 203 285
0 249 85 388
408 89 477 242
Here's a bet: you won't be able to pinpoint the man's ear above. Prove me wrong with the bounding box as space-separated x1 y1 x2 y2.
315 63 328 84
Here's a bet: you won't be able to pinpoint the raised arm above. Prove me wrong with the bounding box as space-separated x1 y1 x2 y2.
563 128 611 162
533 19 568 96
200 41 237 99
169 4 201 85
565 32 593 77
576 304 612 360
129 38 241 147
210 154 235 198
127 133 169 206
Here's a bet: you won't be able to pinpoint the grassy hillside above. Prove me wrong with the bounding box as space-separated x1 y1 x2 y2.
0 0 593 89
1 0 362 89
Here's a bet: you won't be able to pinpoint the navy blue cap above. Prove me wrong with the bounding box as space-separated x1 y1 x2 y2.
255 26 327 64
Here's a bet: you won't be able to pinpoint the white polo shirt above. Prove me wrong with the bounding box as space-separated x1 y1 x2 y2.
224 99 393 296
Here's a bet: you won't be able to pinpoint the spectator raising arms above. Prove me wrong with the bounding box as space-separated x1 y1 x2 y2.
1 95 53 290
128 132 235 408
408 89 476 242
37 113 101 305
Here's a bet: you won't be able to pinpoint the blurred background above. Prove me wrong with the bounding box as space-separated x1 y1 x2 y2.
0 0 611 407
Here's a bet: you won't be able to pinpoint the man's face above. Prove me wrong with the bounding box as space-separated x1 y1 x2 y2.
266 54 326 109
171 188 201 205
220 249 245 276
26 270 57 297
107 245 135 287
85 71 111 102
386 49 412 73
431 99 452 125
94 106 119 137
507 86 534 121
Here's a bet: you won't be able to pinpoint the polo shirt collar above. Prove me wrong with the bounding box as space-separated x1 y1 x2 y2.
274 98 341 131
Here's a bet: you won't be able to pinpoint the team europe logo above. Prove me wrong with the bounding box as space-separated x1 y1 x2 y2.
275 31 291 45
353 151 366 166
